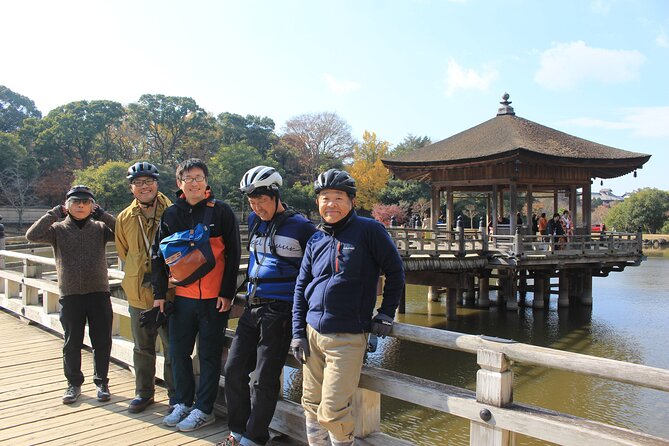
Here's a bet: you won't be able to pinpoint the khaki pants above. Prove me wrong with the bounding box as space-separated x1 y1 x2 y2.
302 325 367 442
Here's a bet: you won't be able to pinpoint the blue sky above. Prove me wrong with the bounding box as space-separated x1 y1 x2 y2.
3 0 668 194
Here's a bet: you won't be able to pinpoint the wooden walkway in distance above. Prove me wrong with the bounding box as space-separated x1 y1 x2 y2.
0 309 300 446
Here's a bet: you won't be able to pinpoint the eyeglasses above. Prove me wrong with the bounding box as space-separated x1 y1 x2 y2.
181 176 206 183
131 178 157 187
71 198 92 205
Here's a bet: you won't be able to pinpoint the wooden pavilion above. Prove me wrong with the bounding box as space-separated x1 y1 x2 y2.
382 94 651 235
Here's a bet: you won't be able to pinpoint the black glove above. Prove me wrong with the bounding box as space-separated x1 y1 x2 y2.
290 338 310 364
92 205 104 219
139 301 175 329
371 313 394 338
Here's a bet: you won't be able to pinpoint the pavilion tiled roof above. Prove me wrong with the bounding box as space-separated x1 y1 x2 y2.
383 95 650 167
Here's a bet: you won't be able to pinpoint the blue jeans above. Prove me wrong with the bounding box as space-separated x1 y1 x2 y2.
169 296 230 414
224 301 292 445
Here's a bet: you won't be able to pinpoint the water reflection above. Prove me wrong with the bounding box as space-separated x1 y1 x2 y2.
284 257 669 445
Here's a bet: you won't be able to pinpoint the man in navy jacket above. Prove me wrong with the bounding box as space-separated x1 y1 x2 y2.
291 169 405 446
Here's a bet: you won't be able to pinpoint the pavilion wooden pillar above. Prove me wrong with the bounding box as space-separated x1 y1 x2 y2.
526 184 533 235
492 185 499 234
498 188 504 221
583 182 592 234
509 181 518 235
431 186 440 229
570 185 577 229
553 189 559 215
447 187 454 230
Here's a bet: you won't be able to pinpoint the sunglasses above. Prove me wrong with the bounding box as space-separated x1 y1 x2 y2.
70 198 92 205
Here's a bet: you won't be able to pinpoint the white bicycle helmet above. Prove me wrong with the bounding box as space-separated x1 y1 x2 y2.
240 166 283 195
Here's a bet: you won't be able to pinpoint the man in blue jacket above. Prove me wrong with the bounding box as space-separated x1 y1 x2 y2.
291 169 405 446
221 166 316 446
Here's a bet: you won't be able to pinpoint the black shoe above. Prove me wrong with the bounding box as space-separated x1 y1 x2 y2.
128 396 154 413
96 383 111 402
62 385 81 404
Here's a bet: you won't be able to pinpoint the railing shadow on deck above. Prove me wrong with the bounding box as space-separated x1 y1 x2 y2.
0 248 667 446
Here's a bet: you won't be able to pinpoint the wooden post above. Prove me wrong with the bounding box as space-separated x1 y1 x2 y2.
0 236 5 294
505 273 518 311
446 287 458 321
518 270 527 305
532 272 545 309
479 218 488 252
558 270 569 308
492 185 499 236
427 285 439 303
509 181 517 235
513 228 522 257
431 186 440 231
478 275 490 308
457 218 465 257
583 182 592 234
43 291 60 314
525 184 533 236
470 349 513 446
464 275 476 307
353 388 381 437
581 270 593 306
22 259 39 306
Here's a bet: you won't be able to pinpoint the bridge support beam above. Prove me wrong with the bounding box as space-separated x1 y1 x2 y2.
581 270 593 306
504 273 518 311
463 275 476 307
446 287 458 321
558 270 569 307
532 272 545 309
427 285 439 302
478 276 490 308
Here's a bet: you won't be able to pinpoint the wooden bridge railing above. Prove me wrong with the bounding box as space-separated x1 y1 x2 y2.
1 249 667 445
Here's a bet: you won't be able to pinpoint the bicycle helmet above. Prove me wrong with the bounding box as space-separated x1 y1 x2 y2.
239 166 283 196
314 169 356 196
66 185 95 200
127 161 160 180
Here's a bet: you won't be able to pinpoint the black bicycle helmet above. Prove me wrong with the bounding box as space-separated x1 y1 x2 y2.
314 169 357 196
127 161 160 180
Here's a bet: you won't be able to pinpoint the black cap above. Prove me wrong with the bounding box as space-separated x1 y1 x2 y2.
66 185 95 200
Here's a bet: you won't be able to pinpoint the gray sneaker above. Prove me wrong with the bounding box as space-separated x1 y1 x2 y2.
62 385 81 404
176 408 215 432
163 403 192 427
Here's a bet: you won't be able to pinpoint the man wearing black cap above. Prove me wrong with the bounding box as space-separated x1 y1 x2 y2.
26 185 116 404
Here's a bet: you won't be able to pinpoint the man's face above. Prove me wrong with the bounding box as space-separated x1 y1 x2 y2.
130 176 158 205
248 194 277 222
177 168 207 204
317 189 353 224
68 198 93 220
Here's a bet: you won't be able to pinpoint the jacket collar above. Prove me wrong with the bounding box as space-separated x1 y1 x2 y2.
129 191 170 216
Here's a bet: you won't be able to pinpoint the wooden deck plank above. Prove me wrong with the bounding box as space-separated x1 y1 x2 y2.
0 308 302 445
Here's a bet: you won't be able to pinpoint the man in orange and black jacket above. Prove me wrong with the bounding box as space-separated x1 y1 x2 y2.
151 158 241 432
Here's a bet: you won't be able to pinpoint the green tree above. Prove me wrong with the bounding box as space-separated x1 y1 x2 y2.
388 134 431 157
379 179 430 205
208 144 266 211
282 181 317 218
0 85 42 133
218 112 277 156
605 188 669 233
127 94 208 166
31 100 125 168
74 161 131 212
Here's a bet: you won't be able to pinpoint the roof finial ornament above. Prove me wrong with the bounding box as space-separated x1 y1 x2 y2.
497 92 515 116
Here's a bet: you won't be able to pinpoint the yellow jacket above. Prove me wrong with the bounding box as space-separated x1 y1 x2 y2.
115 192 172 310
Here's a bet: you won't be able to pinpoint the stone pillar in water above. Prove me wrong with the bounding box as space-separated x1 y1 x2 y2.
581 270 593 306
478 275 490 308
558 270 570 307
532 272 545 309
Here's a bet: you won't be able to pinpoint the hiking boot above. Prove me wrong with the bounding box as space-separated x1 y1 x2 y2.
163 403 192 427
96 383 111 402
176 408 215 432
62 385 81 404
128 396 154 413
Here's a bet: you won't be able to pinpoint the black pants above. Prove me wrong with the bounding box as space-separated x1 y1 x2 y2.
59 293 113 387
224 301 292 445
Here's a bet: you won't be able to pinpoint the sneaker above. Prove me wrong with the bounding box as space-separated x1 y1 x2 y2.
176 408 215 432
163 403 192 427
62 385 81 404
96 383 111 402
128 396 154 413
216 434 240 446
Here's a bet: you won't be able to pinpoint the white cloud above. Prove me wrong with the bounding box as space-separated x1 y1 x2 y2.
562 106 669 138
590 0 611 15
534 41 645 90
444 59 497 96
656 29 669 48
323 74 361 95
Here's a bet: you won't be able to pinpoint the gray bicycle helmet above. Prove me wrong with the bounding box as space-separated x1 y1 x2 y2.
239 166 283 195
127 161 160 180
314 169 357 196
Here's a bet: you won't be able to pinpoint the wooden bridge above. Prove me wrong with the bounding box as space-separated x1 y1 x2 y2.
1 239 668 445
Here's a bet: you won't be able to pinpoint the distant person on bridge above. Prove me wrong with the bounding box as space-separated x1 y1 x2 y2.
115 162 176 414
547 213 566 250
152 158 241 432
291 169 405 446
26 185 116 405
538 213 548 236
220 166 316 446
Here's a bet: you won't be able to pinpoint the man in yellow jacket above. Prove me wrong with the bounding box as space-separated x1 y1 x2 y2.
115 162 176 413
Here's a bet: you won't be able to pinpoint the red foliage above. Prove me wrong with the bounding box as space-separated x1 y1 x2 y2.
371 204 407 226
